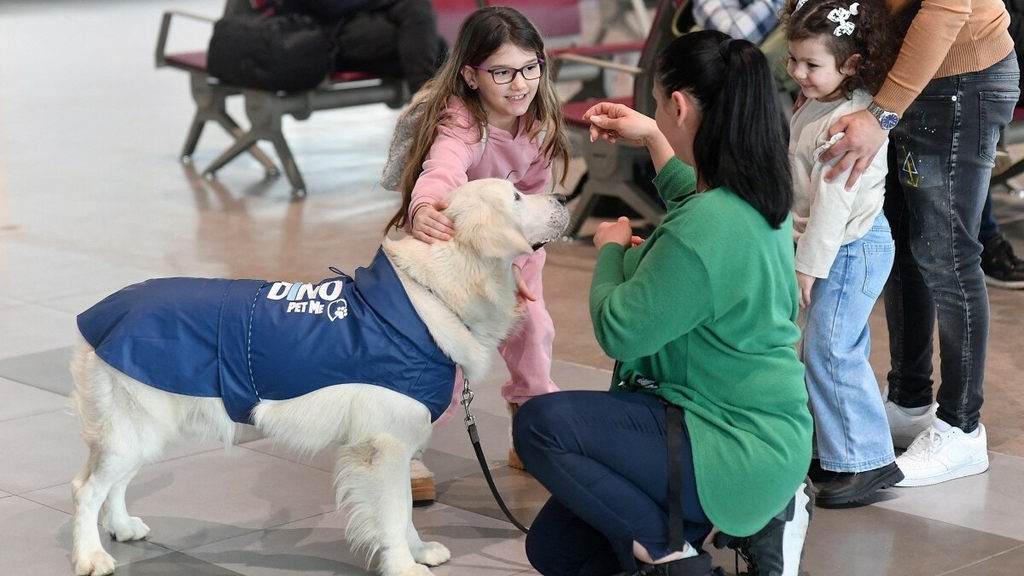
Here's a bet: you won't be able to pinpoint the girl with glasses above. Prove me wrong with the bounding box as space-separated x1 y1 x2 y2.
384 5 571 486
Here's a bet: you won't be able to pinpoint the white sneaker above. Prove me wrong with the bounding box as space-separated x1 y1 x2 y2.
884 400 937 449
895 424 989 487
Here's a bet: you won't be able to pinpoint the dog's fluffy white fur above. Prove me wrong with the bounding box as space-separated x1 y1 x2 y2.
69 179 569 576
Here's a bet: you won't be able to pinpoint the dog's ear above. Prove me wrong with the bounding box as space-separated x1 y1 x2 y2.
446 183 533 259
452 207 533 258
464 222 533 259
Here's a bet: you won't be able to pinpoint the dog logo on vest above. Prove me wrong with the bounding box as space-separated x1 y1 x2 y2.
327 299 349 321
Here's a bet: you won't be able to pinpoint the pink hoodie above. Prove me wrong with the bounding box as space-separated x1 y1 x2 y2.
408 96 552 217
405 97 560 411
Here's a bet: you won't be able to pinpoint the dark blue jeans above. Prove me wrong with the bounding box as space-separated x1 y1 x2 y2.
513 391 711 576
979 189 999 245
883 52 1019 432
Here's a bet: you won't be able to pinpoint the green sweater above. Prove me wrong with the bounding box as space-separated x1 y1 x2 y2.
590 158 812 537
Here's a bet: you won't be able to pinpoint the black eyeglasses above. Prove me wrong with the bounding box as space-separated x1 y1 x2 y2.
471 59 545 85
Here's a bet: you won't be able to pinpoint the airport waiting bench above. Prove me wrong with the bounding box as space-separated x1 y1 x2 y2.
155 0 644 196
155 7 410 196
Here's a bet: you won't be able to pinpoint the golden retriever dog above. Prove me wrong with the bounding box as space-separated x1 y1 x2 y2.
69 179 569 576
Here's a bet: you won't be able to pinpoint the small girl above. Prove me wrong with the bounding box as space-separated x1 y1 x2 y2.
783 0 902 507
383 7 571 476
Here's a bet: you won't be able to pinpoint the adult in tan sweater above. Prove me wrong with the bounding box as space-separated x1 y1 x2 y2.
821 0 1019 487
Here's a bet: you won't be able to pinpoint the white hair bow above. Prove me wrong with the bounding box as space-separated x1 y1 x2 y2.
828 3 860 37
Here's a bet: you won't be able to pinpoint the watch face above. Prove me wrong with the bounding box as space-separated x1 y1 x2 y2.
880 112 898 130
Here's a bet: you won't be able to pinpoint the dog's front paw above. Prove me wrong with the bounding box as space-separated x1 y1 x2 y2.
411 541 450 567
73 549 116 576
107 517 150 542
379 559 435 576
395 564 434 576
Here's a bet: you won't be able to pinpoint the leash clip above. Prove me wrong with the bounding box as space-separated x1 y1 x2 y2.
460 374 476 427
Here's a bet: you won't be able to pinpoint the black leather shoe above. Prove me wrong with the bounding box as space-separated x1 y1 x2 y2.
815 462 904 508
807 459 838 485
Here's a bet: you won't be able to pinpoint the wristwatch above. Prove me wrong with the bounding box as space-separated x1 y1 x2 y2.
867 101 899 130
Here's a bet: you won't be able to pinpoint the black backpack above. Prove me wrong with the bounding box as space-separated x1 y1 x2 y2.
207 11 336 93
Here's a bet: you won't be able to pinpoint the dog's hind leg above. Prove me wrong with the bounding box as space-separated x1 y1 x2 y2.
100 464 150 543
70 348 176 575
71 450 141 576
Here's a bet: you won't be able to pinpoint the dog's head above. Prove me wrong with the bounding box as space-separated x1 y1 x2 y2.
443 179 569 259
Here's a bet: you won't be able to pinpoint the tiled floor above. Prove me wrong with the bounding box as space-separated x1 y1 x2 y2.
2 1 1024 574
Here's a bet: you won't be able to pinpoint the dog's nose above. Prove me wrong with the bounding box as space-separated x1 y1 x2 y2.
553 193 567 206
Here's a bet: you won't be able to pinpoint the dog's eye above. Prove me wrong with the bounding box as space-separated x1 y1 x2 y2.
513 192 521 201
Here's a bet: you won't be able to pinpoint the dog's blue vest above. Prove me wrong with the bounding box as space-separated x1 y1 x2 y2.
77 249 456 424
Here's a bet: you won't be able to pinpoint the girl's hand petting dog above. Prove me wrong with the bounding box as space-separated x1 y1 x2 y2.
411 199 454 243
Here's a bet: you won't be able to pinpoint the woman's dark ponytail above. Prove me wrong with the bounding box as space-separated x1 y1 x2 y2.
657 30 793 228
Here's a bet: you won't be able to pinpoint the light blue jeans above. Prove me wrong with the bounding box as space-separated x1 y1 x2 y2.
801 214 895 472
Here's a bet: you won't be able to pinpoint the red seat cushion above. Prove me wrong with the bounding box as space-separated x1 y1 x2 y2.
548 41 644 59
164 51 208 73
329 70 381 83
166 51 381 85
562 96 633 128
433 0 479 44
501 0 580 38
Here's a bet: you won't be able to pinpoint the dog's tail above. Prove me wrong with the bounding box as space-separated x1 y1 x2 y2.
70 336 237 452
69 338 115 446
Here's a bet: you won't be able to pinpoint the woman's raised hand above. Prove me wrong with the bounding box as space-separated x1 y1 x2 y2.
583 102 658 147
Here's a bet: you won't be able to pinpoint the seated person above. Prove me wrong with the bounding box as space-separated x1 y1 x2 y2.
691 0 785 44
260 0 446 93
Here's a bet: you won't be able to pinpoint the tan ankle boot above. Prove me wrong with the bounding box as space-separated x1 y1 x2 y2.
410 457 436 507
507 402 526 471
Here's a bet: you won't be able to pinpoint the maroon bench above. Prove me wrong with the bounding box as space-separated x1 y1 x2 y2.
155 15 276 177
156 6 416 196
155 1 645 196
555 0 683 236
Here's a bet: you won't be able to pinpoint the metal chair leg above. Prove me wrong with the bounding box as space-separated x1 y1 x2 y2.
185 73 277 173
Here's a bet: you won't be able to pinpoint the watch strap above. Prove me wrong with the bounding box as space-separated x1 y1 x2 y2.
867 101 898 129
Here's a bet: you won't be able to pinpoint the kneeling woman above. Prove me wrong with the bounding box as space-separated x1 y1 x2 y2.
513 30 814 576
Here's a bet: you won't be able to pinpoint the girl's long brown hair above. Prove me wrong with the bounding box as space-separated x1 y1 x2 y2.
383 6 570 233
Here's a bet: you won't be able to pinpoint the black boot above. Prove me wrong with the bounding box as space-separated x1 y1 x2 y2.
981 233 1024 289
713 478 814 575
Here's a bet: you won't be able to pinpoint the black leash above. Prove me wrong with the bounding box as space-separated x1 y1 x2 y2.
460 375 530 534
